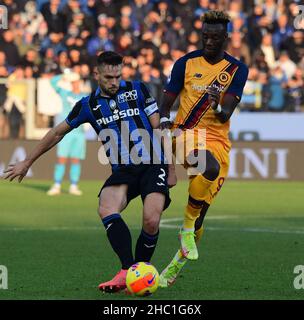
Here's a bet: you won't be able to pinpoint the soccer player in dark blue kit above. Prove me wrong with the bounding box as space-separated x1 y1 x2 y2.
4 51 176 293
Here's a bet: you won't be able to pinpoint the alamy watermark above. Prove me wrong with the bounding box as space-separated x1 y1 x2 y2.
96 124 207 175
293 265 304 289
0 265 8 289
0 5 8 30
294 5 304 29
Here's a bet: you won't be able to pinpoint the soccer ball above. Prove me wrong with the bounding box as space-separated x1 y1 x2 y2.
126 262 159 296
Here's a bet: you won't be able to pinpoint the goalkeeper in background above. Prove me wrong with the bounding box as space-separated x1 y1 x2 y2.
47 71 87 196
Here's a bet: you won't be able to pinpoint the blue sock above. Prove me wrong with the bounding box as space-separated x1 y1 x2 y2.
135 229 159 263
70 163 81 185
102 213 134 270
54 164 65 184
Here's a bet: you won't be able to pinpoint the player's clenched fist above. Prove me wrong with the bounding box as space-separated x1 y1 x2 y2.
207 86 220 109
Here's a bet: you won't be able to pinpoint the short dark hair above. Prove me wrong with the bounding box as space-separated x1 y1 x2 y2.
201 10 231 28
97 51 123 66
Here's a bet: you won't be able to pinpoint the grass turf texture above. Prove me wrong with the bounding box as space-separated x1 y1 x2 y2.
0 180 303 300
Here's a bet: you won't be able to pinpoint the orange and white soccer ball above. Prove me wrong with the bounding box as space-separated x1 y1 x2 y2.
126 262 159 296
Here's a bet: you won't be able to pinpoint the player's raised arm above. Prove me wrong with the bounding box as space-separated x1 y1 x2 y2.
159 56 186 130
139 81 177 188
207 63 249 123
207 86 240 123
159 92 177 130
3 121 72 183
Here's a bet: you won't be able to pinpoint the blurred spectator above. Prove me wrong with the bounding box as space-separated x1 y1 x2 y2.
247 5 264 51
187 30 200 49
239 66 264 112
39 48 60 76
276 52 297 80
40 32 66 56
156 1 173 24
57 51 71 73
286 68 304 112
69 49 84 67
263 0 278 23
163 17 186 51
283 31 304 64
40 0 66 34
159 42 171 60
0 30 21 66
231 16 247 35
227 32 251 66
131 0 153 34
104 16 118 34
93 0 123 18
21 48 40 77
17 32 38 57
252 49 269 73
139 64 162 102
87 26 114 56
3 66 27 139
118 14 136 38
272 14 293 51
267 66 288 112
1 0 22 18
78 64 93 93
20 1 44 36
116 33 137 56
24 65 34 79
171 0 196 31
122 64 136 81
260 33 276 69
194 0 210 18
63 0 95 36
0 64 8 138
0 51 14 74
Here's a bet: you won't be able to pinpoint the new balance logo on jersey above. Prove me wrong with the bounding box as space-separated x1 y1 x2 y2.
118 90 138 103
96 108 140 126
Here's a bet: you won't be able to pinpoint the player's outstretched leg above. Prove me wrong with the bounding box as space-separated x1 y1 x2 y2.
98 186 134 293
98 212 134 293
159 203 208 288
135 192 164 263
180 151 219 259
159 226 204 288
98 269 128 293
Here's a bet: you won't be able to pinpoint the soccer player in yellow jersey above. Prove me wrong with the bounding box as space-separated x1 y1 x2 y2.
159 11 249 287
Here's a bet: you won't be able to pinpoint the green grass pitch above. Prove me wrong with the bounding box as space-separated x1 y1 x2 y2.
0 179 304 300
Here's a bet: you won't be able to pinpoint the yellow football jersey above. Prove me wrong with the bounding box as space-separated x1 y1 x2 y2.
165 50 248 150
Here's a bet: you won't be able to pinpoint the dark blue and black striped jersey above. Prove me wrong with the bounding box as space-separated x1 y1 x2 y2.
65 80 163 170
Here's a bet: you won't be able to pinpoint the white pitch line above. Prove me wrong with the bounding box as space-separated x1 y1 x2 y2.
206 226 304 235
159 215 240 229
159 217 304 235
0 226 102 232
1 216 304 235
0 216 238 232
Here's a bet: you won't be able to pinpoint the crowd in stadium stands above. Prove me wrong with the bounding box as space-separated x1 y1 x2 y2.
0 0 304 139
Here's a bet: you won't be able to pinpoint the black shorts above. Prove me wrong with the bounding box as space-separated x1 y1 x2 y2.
98 164 171 211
